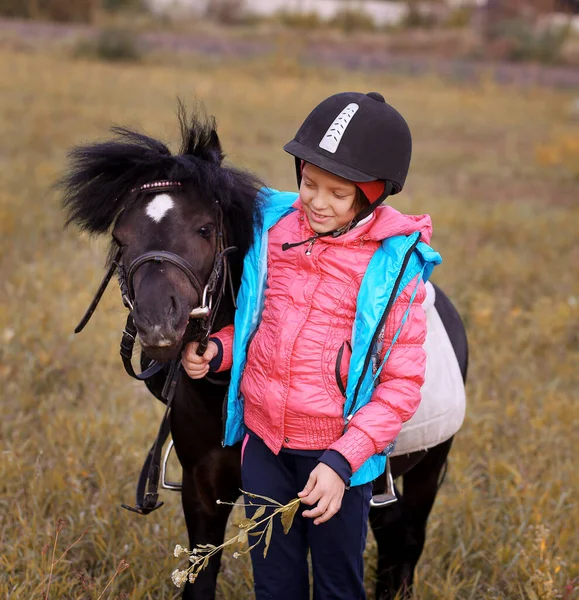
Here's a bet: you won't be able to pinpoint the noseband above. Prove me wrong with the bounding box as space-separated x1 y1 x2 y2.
125 251 204 309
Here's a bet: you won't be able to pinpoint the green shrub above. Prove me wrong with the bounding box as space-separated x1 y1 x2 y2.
445 5 474 29
276 10 326 30
329 9 376 33
0 0 94 21
102 0 146 12
205 0 247 25
491 18 570 63
0 0 28 18
401 5 439 29
74 27 142 62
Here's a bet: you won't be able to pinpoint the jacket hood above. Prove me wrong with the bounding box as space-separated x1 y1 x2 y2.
292 198 432 245
364 204 432 244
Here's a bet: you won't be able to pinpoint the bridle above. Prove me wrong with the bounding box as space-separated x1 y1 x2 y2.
74 180 237 514
75 180 237 371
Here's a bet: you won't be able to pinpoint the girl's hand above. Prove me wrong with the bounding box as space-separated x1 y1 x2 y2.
182 341 218 379
298 463 345 525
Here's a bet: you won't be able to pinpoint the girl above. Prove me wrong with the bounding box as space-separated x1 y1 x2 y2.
183 91 441 600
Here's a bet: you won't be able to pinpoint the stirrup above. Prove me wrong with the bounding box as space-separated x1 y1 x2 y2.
121 498 164 515
370 460 397 508
161 440 182 491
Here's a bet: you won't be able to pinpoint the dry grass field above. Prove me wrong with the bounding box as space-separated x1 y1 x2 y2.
1 45 578 599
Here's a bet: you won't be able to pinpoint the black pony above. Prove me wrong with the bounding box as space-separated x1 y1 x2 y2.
61 108 467 600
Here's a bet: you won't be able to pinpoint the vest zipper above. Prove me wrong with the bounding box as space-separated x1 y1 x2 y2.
305 236 318 255
345 234 421 419
221 389 229 447
222 327 260 446
335 341 352 398
282 233 321 252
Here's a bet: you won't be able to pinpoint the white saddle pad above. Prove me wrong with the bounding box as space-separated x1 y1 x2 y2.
391 281 466 457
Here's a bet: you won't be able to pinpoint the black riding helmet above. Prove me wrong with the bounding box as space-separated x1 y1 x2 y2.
284 92 412 232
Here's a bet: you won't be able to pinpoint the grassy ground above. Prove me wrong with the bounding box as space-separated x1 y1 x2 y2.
1 47 578 599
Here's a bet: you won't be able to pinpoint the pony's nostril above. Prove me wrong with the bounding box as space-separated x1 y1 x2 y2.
170 296 177 313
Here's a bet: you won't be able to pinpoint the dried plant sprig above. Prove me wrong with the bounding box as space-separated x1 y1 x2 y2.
44 518 66 600
171 490 301 588
42 520 124 600
96 560 130 600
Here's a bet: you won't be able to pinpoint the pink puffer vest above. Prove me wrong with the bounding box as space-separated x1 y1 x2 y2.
214 200 430 472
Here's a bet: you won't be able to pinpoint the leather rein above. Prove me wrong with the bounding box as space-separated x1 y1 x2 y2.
74 181 236 514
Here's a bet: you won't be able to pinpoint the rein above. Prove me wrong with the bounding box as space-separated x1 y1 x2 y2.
74 181 237 514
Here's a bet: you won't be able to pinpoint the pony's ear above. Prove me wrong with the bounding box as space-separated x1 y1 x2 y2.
178 102 224 165
203 129 224 165
180 121 224 165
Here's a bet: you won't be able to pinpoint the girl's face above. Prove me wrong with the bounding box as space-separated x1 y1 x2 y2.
299 163 358 234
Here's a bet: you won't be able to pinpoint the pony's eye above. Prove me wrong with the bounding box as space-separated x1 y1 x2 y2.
197 225 213 239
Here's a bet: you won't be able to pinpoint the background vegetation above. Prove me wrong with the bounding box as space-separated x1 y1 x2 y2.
1 0 579 64
1 37 578 599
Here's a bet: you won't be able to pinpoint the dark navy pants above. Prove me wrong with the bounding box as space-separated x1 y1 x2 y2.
241 435 372 600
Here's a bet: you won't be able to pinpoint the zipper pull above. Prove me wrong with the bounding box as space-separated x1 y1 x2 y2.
305 235 318 255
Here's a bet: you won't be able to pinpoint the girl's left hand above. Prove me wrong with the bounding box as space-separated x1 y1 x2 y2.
298 463 345 525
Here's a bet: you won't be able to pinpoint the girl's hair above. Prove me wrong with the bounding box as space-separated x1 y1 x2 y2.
353 187 370 213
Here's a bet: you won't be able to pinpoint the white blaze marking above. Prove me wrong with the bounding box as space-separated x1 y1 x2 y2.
146 194 174 223
319 103 359 153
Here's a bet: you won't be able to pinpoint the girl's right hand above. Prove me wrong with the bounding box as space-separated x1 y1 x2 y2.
182 340 219 379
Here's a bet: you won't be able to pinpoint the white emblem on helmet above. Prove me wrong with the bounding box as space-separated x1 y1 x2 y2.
319 103 359 154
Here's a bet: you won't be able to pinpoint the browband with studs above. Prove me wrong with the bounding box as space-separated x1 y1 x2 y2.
131 180 182 193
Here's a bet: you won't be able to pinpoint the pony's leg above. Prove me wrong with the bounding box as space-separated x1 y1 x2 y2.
370 437 454 600
180 448 241 600
180 476 228 600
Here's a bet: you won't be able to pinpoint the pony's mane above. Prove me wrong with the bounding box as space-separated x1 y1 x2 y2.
60 104 264 263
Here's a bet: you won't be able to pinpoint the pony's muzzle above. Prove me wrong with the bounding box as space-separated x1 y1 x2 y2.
139 325 180 348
